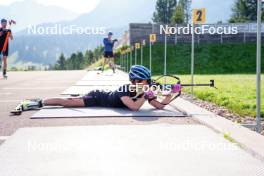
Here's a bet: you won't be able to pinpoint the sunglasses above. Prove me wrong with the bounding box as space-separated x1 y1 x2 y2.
131 80 144 84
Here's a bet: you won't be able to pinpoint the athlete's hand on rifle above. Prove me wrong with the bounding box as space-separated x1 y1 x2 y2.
172 84 182 93
144 90 156 100
113 39 118 42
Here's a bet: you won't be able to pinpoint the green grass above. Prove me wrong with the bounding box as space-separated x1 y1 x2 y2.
88 58 112 71
153 74 264 118
115 43 264 118
117 43 264 74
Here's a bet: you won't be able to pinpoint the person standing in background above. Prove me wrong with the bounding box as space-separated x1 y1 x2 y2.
102 32 118 73
0 19 14 79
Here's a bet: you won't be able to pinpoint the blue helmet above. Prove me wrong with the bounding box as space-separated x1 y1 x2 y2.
1 19 7 23
108 32 113 36
129 65 151 82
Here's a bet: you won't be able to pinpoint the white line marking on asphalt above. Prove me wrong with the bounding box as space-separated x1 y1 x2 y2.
0 100 22 103
1 87 66 90
0 136 9 140
0 92 12 95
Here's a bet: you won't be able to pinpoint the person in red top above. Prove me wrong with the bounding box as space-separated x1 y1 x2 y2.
0 19 14 78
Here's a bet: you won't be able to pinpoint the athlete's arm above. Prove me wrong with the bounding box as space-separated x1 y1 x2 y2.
104 38 113 44
121 96 145 111
9 31 13 40
103 38 107 45
149 94 172 109
9 34 13 40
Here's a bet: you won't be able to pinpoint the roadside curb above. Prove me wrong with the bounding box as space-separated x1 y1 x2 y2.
172 98 264 162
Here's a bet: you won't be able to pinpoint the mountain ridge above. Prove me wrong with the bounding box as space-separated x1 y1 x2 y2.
0 0 79 32
8 0 156 66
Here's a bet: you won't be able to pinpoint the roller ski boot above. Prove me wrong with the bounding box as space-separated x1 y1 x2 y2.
2 68 8 80
109 62 116 73
11 98 43 116
3 74 7 80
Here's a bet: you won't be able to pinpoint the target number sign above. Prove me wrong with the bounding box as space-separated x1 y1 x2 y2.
135 43 141 49
150 34 157 43
193 8 206 24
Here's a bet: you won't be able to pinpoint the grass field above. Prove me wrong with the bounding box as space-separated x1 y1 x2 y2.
114 43 264 118
153 74 264 118
91 59 264 118
116 43 264 74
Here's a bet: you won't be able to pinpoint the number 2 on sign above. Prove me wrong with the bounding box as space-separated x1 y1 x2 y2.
193 8 206 24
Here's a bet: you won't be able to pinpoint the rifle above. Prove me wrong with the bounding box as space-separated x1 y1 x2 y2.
132 75 216 103
151 75 215 103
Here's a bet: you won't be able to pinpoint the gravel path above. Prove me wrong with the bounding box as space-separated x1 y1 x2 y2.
182 93 264 135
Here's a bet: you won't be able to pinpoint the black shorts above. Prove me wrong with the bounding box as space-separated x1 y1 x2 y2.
0 46 8 57
104 51 114 58
83 91 99 107
83 90 109 107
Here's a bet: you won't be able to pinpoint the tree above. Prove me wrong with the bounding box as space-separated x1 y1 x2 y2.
171 4 184 24
53 53 66 70
93 46 104 62
178 0 191 24
84 50 94 65
52 46 103 70
76 52 84 69
66 53 77 70
229 0 264 23
55 53 66 70
152 0 177 24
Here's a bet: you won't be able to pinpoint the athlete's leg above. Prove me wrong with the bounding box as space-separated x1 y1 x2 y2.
110 57 116 73
108 58 112 68
102 57 106 72
105 58 110 71
2 55 7 76
102 57 110 72
43 97 85 107
0 54 2 70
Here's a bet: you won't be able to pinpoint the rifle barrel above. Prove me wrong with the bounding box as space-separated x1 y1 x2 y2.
181 84 212 87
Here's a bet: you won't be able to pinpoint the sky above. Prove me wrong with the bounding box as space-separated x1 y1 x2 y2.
0 0 235 23
0 0 100 14
192 0 234 23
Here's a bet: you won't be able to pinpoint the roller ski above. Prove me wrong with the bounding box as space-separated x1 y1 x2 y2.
1 65 8 80
3 73 7 80
10 98 43 116
0 67 8 79
1 62 7 80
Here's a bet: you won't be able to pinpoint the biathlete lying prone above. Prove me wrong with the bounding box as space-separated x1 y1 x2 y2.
11 65 215 115
44 65 179 111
